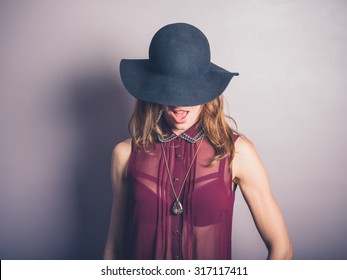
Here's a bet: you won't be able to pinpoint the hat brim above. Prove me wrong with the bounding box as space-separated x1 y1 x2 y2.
120 59 238 106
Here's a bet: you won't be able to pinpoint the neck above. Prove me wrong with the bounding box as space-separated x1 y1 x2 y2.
162 118 200 136
171 127 187 136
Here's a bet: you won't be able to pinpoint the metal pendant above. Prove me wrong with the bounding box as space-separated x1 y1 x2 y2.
172 200 183 215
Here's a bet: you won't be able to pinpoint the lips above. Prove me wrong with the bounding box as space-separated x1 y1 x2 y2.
171 109 189 124
174 110 188 118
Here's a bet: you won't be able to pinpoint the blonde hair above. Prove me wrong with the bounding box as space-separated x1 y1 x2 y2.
128 95 238 169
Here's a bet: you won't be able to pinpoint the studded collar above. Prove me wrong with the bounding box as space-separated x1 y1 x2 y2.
158 123 205 144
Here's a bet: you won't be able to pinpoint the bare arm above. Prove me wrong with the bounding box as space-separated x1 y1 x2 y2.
233 136 293 259
103 138 132 260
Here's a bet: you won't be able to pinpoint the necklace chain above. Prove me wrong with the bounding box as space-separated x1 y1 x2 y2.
160 137 204 214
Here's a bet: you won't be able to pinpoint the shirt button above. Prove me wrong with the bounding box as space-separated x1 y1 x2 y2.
174 255 180 260
175 154 181 159
173 229 179 235
174 177 179 182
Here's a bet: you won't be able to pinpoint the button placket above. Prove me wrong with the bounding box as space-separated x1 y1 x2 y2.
171 138 183 260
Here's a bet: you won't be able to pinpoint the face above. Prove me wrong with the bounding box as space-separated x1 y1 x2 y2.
162 105 202 135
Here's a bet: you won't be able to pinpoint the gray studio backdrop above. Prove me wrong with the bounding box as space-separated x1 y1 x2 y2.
0 0 346 259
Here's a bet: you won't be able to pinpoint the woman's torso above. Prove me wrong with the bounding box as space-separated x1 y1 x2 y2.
125 125 238 259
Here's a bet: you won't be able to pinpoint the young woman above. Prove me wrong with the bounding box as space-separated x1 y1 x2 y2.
104 23 293 260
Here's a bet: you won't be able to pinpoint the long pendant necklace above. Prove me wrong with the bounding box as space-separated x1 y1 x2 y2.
160 136 204 215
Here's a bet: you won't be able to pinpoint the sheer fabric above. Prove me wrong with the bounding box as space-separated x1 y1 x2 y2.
125 124 238 259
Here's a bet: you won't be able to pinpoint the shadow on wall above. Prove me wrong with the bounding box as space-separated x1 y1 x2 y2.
67 69 133 259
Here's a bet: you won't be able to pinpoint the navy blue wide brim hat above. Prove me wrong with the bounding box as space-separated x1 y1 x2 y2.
120 23 239 107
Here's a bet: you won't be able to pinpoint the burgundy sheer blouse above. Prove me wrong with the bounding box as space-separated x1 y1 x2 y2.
125 124 238 259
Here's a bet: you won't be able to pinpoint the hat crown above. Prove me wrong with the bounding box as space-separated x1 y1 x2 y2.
149 23 211 77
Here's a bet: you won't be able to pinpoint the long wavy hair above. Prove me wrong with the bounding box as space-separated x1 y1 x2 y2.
128 95 239 169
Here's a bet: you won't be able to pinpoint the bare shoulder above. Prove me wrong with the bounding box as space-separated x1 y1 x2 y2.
112 138 132 159
234 135 257 157
232 135 264 182
111 138 132 178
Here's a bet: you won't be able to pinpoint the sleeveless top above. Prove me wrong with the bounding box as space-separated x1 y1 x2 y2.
125 123 238 259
